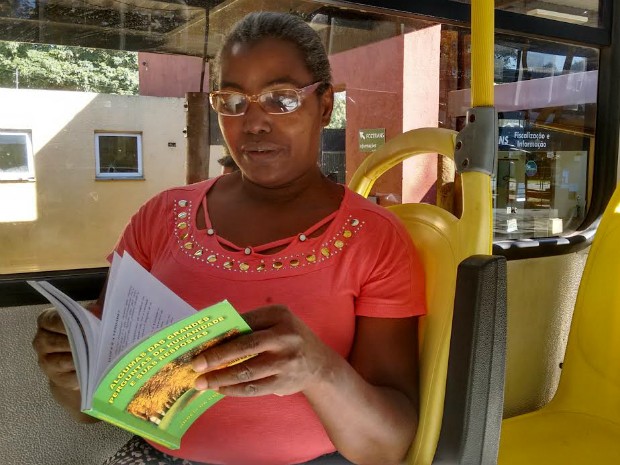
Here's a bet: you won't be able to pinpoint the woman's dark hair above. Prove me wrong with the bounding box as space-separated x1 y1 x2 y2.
214 12 332 94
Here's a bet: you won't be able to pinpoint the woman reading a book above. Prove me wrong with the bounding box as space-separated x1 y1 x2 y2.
32 11 426 465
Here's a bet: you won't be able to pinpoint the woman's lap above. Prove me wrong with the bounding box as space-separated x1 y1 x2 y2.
103 436 354 465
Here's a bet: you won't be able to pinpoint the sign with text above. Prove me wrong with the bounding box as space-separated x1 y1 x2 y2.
498 126 587 152
358 128 385 152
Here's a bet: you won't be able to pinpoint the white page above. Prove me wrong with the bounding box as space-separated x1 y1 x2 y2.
27 281 101 406
93 253 196 397
86 251 121 399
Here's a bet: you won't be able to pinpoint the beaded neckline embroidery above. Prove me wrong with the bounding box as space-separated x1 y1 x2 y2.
173 198 364 273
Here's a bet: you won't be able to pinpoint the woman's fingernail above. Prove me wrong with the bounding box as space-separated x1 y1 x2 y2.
192 356 208 372
195 377 208 390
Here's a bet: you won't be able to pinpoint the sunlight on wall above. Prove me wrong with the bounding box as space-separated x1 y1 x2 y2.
1 88 98 150
0 88 186 273
0 182 36 222
0 89 97 224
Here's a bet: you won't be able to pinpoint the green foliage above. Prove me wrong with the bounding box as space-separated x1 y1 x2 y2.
0 41 138 94
327 91 346 129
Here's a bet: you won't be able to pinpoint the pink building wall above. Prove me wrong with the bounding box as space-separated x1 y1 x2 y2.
330 35 404 204
138 52 209 98
330 26 440 205
402 25 441 204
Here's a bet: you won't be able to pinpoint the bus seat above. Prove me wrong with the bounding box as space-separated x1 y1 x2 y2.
349 127 506 464
0 303 131 464
498 184 620 464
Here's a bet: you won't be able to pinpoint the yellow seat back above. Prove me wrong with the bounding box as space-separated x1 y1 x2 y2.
497 178 620 465
547 185 620 419
349 127 492 464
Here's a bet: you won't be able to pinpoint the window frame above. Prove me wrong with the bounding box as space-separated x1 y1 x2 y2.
0 130 35 181
348 0 613 45
94 132 144 180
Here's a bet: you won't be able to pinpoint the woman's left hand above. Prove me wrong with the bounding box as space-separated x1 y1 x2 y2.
191 305 335 397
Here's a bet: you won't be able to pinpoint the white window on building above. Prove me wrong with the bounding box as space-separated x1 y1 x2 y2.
95 132 143 179
0 131 34 180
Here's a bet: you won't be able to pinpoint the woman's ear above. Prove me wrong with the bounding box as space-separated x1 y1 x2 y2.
320 85 334 127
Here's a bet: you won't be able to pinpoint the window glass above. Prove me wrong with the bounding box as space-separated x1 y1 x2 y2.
0 2 601 273
95 133 143 178
451 0 601 28
0 131 34 180
442 28 597 239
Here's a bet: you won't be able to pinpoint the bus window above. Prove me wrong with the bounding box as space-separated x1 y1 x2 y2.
0 2 602 274
451 0 602 28
443 31 598 240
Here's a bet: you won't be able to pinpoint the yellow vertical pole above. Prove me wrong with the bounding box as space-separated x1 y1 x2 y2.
471 0 495 107
460 0 495 255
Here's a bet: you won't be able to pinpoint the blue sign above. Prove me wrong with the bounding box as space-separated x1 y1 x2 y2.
525 160 538 177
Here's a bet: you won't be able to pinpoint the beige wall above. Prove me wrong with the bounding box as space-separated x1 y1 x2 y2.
0 88 186 273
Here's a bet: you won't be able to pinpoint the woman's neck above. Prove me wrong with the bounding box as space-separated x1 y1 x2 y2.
237 169 334 207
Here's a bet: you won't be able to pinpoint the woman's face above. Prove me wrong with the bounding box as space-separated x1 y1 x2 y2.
217 38 333 188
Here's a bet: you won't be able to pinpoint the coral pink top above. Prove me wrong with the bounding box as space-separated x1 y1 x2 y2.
111 177 425 465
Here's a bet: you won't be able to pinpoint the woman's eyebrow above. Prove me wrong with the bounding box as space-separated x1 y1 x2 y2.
264 77 304 88
218 77 305 91
218 81 243 91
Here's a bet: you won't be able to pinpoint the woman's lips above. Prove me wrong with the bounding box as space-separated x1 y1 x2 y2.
241 144 282 158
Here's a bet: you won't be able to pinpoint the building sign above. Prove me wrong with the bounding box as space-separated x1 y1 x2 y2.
498 125 586 152
358 128 385 152
525 160 538 177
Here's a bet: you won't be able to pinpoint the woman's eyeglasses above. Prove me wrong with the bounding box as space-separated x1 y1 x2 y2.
209 81 321 116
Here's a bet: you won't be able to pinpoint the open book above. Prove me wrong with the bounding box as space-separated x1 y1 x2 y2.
29 252 251 449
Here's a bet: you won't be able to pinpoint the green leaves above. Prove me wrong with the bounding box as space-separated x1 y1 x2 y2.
0 41 138 95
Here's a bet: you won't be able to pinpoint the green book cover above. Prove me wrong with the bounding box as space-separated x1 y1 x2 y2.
85 300 251 450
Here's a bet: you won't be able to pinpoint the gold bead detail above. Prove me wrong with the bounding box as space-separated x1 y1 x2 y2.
273 261 283 269
321 247 330 258
306 254 316 263
177 222 187 229
224 261 234 269
343 230 352 238
334 240 344 249
239 262 250 271
184 242 193 249
257 263 266 271
194 249 203 257
290 259 300 267
207 254 217 263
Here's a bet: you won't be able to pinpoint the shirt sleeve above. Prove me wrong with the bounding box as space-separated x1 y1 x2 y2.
355 212 426 318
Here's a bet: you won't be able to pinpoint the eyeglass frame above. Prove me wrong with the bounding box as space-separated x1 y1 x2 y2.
208 81 324 116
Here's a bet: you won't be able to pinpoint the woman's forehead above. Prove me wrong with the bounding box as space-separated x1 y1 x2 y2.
219 38 311 87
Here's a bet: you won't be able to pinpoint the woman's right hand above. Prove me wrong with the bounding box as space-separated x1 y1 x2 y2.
32 308 96 421
32 308 79 390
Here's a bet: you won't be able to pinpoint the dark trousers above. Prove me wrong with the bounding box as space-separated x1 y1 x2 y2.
103 435 355 465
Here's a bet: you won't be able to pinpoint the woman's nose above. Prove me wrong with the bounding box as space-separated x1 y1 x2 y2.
242 101 272 134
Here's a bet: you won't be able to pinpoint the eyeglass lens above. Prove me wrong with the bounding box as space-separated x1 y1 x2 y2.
212 89 300 115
